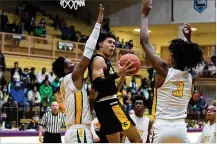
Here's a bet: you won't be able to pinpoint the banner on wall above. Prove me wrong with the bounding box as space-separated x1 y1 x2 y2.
57 41 73 51
194 0 207 13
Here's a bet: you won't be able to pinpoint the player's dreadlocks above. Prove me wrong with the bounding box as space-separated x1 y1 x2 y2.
96 31 116 50
52 56 65 78
169 38 203 71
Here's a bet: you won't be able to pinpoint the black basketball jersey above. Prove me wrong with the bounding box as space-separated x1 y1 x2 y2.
88 54 118 101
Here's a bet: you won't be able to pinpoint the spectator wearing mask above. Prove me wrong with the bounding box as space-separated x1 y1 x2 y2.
39 80 54 106
28 85 41 107
10 61 22 81
48 71 55 83
197 101 216 143
36 68 46 84
29 67 36 82
0 85 9 109
28 17 35 35
10 82 29 113
23 68 30 83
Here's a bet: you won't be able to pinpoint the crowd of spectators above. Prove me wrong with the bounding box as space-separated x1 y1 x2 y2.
0 61 61 130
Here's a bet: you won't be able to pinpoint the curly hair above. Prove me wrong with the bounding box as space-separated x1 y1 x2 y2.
132 96 147 108
169 38 203 71
52 56 65 78
96 31 116 50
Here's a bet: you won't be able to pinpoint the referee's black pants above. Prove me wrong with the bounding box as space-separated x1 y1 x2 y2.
43 131 62 143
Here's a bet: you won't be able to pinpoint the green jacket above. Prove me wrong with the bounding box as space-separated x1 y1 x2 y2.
39 84 54 105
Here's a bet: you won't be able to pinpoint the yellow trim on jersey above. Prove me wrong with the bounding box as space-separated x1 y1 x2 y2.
112 105 130 131
152 88 157 120
75 92 83 124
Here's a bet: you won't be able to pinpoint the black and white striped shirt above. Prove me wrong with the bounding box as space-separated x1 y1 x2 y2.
40 111 65 133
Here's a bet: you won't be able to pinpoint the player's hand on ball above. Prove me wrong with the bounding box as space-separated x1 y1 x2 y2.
117 60 136 76
93 136 100 142
97 4 104 24
142 0 152 17
39 136 43 143
182 23 192 42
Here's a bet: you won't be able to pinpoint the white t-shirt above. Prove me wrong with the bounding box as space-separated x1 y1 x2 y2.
197 122 216 143
125 114 149 143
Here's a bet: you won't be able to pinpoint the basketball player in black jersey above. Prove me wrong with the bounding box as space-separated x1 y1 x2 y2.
88 32 142 143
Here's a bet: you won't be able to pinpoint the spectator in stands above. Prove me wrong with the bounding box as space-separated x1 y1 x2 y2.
115 37 121 48
23 78 30 96
16 3 26 15
208 62 216 77
128 40 133 50
51 77 60 94
121 39 125 48
2 96 18 123
1 10 9 32
39 79 54 107
10 82 29 113
27 17 35 35
27 112 39 130
28 85 41 107
53 15 60 30
39 18 46 27
60 18 67 30
22 12 30 30
23 68 30 83
10 61 22 81
11 21 23 48
0 50 6 78
34 25 46 38
48 71 55 84
68 26 77 42
36 68 46 84
188 90 204 119
129 77 137 94
124 91 133 113
0 85 9 109
29 67 36 82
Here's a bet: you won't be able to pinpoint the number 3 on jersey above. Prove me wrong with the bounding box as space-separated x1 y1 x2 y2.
172 81 184 97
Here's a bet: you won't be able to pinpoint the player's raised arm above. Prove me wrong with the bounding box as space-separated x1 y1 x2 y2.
72 4 104 89
140 0 168 77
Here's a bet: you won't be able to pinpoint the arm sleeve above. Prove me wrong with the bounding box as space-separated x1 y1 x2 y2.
83 23 101 59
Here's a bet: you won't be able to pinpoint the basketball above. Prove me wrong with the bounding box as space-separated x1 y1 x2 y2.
119 54 141 74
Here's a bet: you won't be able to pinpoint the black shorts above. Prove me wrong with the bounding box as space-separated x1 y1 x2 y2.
43 131 61 143
95 98 135 135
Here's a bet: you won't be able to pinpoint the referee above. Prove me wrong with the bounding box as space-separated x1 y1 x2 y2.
39 101 65 143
